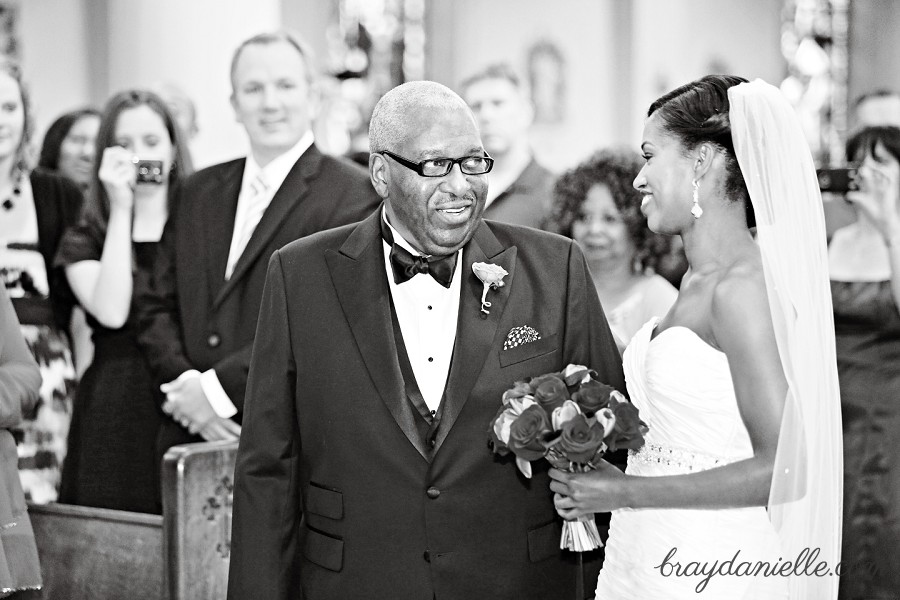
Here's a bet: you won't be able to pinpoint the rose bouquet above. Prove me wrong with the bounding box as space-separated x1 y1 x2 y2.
489 364 648 551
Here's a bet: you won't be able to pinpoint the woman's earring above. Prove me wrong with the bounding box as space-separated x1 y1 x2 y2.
691 179 703 218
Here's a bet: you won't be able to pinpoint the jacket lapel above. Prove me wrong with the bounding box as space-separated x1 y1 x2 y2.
326 210 430 462
433 222 517 454
204 161 243 301
213 147 321 309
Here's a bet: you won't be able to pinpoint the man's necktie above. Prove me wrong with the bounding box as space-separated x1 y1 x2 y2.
380 218 457 288
225 174 269 280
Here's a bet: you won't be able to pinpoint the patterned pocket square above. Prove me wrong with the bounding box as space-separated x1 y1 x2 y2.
503 325 542 350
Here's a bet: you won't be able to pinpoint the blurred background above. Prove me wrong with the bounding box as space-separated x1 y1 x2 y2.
7 0 896 171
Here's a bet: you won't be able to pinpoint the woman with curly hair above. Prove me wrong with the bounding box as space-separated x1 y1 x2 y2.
547 148 677 350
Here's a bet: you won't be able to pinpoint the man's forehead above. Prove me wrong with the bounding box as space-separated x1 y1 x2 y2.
233 42 307 76
401 110 481 153
465 77 519 99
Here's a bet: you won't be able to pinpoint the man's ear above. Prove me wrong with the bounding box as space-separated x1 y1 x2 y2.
230 93 240 123
369 152 389 199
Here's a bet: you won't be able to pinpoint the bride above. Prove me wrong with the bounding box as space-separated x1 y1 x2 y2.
550 76 842 599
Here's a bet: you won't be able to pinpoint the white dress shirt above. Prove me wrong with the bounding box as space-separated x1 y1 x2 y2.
199 132 315 419
224 130 314 279
382 210 462 413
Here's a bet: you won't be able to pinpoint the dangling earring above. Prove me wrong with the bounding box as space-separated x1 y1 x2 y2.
691 179 703 218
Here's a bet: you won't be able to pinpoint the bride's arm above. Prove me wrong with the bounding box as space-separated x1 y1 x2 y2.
551 263 787 516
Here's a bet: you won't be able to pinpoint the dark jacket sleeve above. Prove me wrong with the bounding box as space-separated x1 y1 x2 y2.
212 346 252 412
33 169 83 332
227 250 302 600
560 239 626 589
0 290 41 429
562 240 626 392
134 185 194 390
213 163 379 413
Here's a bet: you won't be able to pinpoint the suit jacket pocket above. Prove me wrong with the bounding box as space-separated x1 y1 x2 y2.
304 526 344 572
499 333 559 368
527 519 563 563
307 482 343 520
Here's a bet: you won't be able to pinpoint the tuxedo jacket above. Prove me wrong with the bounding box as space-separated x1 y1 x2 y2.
134 145 380 451
227 209 625 600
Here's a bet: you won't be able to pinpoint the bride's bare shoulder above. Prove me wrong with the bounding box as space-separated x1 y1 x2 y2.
709 250 772 346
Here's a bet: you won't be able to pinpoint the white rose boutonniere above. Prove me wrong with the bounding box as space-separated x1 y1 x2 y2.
472 262 509 315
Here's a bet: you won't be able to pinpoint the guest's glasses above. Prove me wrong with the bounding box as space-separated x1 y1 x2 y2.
380 150 494 177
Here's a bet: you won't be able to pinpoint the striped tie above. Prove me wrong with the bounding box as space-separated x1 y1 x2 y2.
225 174 269 280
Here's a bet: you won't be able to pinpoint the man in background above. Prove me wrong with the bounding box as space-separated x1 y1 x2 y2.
460 63 554 229
136 31 380 458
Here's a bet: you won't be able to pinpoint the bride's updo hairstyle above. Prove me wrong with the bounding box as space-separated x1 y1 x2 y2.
648 74 756 228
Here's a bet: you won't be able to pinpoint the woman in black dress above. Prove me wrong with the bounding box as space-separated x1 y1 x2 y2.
56 90 193 513
828 125 900 598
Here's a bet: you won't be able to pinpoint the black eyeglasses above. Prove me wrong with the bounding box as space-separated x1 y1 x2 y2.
380 150 494 177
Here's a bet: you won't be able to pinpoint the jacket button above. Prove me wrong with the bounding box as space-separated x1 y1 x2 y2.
207 333 221 348
426 487 440 499
423 550 431 563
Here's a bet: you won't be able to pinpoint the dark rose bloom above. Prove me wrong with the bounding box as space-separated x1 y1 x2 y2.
508 405 551 461
605 398 648 452
502 380 534 403
531 375 569 414
572 380 615 416
558 414 605 463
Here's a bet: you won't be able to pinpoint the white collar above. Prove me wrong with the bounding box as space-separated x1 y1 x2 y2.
243 130 314 192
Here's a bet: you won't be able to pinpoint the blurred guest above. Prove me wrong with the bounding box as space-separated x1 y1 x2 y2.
135 31 380 461
38 108 102 378
828 125 900 598
853 89 900 130
460 63 553 229
547 148 677 350
151 82 199 141
826 90 900 240
56 90 193 514
0 289 42 598
0 60 81 504
37 108 101 194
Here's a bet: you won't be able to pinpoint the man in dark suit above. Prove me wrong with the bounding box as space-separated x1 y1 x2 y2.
135 31 379 454
460 63 555 230
228 81 623 599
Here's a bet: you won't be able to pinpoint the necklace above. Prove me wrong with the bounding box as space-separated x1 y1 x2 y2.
2 179 21 211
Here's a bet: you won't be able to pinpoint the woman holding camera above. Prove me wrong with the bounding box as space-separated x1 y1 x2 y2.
56 90 193 513
828 125 900 598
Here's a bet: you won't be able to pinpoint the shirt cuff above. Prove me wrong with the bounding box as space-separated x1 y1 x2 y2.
199 369 238 419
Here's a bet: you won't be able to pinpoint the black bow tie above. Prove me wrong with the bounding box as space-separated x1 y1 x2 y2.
381 217 457 288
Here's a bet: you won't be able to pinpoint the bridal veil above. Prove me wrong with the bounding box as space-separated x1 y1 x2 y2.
729 79 843 600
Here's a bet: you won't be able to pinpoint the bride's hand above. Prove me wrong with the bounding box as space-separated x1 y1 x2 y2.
549 460 627 519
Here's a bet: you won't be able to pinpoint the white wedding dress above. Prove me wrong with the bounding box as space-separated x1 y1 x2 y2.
595 317 789 600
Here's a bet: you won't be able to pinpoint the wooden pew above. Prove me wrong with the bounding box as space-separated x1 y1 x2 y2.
162 440 239 600
28 503 164 599
28 440 239 600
